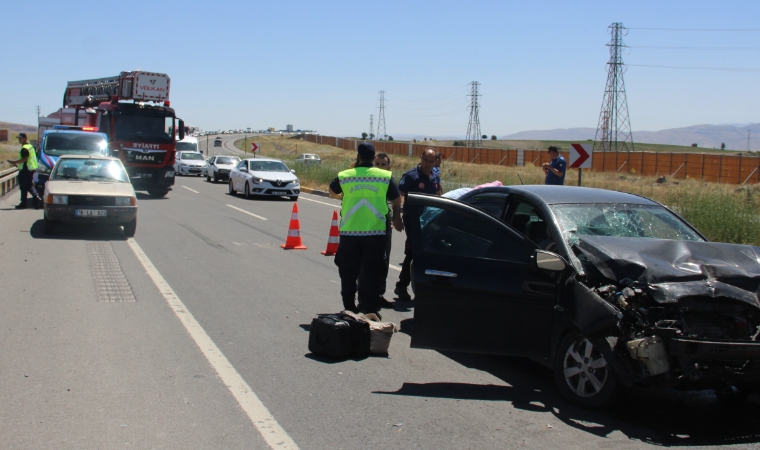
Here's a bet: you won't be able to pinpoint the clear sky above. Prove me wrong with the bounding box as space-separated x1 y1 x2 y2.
2 0 758 137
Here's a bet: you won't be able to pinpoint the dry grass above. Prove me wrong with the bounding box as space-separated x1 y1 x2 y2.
236 135 760 245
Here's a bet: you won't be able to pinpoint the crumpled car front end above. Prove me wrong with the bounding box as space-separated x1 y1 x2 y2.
571 236 760 389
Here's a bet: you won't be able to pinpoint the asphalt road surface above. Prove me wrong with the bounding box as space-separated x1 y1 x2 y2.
1 133 759 449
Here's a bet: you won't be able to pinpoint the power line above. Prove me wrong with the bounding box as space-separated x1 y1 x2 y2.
594 22 634 153
629 27 760 32
628 64 760 72
630 45 760 51
465 81 482 148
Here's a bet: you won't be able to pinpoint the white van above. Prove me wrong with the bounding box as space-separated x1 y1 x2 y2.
176 135 199 153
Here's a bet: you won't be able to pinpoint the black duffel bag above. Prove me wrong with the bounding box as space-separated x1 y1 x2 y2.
308 314 370 360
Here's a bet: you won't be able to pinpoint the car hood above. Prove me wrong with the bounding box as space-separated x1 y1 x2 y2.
46 180 136 197
576 236 760 309
250 171 298 182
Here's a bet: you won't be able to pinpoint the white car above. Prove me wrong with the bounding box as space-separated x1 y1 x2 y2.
175 151 208 176
295 153 321 164
228 157 300 200
206 155 240 183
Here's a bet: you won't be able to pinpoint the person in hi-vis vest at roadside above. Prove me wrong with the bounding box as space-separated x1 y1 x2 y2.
329 142 403 316
6 133 42 209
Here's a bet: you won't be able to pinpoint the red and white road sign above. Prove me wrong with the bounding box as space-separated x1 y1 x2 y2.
250 142 260 153
569 143 592 169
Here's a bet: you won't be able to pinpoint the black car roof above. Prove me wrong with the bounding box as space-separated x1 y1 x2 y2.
465 185 658 206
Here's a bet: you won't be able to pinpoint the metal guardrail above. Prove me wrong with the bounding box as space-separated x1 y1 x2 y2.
0 167 19 196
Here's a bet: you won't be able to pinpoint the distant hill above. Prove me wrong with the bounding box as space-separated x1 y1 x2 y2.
501 124 760 151
0 121 36 133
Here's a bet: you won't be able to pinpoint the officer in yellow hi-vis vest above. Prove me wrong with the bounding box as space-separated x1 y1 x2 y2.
329 143 403 315
6 133 42 209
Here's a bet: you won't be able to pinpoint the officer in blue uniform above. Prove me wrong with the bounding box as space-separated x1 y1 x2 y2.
543 146 566 185
394 148 442 301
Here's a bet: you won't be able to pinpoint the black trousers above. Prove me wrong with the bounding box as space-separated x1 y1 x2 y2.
335 235 387 313
358 216 392 299
18 170 33 204
397 238 413 289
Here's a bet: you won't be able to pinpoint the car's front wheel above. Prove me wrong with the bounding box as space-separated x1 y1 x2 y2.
213 174 218 183
245 182 252 199
229 180 237 196
123 218 137 237
554 332 620 409
206 174 211 182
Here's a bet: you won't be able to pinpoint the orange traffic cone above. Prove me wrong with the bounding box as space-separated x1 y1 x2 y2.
281 202 307 250
321 210 340 256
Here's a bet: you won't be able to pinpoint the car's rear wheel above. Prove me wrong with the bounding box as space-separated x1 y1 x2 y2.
245 182 252 199
123 218 137 237
229 180 237 196
554 332 620 409
43 217 55 235
148 189 169 198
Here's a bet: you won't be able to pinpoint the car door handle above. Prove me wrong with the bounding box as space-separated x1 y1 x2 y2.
425 269 457 278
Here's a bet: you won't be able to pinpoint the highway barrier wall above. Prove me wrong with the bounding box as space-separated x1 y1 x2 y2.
302 135 760 185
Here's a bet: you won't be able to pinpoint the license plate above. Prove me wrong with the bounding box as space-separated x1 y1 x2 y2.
271 191 287 196
76 209 107 217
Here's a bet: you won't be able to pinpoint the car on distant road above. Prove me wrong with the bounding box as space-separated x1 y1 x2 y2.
206 155 240 183
228 157 300 200
295 153 321 164
43 155 137 236
174 151 208 176
214 137 222 147
404 185 760 409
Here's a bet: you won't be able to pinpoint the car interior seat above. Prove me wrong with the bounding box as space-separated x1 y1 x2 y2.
511 212 531 236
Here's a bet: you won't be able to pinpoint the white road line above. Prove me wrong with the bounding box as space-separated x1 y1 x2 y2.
182 186 200 194
126 239 299 450
389 264 401 272
226 204 268 221
299 196 341 208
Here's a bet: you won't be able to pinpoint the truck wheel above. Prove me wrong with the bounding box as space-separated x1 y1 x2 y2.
123 218 137 237
43 217 55 235
148 190 169 198
229 180 237 196
554 332 620 410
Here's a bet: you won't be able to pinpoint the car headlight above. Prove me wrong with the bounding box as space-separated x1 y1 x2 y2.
36 164 51 174
294 179 300 186
252 177 263 184
115 196 136 207
181 163 188 166
52 195 68 204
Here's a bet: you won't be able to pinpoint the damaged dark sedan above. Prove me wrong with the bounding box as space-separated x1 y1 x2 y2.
404 186 760 409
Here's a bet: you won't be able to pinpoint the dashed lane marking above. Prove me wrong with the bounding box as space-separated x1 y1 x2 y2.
226 204 268 221
299 196 341 208
126 238 299 450
182 186 200 193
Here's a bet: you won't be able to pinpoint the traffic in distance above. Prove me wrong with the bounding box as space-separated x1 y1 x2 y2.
19 70 760 420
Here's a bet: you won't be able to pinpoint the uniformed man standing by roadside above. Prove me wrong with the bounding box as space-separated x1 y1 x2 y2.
329 143 403 315
6 133 42 209
394 148 442 301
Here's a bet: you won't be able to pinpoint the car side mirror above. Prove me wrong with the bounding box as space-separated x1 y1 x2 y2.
291 169 296 174
240 167 248 172
532 250 567 271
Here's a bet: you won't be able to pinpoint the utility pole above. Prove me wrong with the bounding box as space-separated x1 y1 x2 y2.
377 91 387 140
593 22 634 152
369 114 374 140
465 81 482 148
36 105 41 118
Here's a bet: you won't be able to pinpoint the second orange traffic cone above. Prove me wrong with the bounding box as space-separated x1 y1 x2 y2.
281 202 307 250
321 210 340 256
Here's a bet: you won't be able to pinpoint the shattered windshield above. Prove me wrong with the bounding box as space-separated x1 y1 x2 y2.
551 203 704 244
